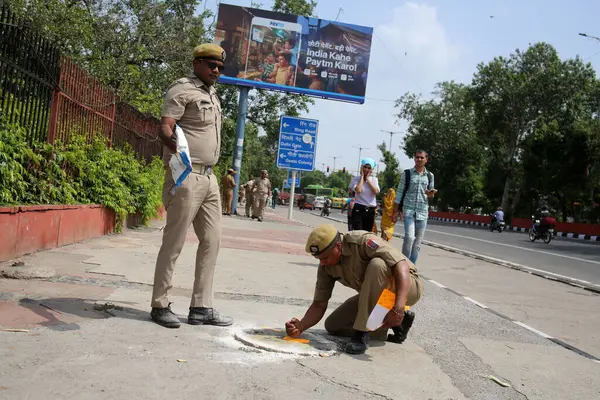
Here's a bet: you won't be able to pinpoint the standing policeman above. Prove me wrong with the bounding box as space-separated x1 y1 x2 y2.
252 170 271 222
243 174 255 217
150 43 233 329
285 224 423 354
221 168 236 215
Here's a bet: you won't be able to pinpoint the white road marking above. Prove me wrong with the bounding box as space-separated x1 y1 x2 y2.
463 296 488 309
513 321 553 339
426 227 600 266
428 279 446 289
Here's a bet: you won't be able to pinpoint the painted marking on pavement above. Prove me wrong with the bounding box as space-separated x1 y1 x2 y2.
426 228 600 266
463 296 488 309
513 321 553 339
428 279 446 289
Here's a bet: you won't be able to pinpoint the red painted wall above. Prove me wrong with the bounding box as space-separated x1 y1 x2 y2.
429 211 600 236
0 205 164 262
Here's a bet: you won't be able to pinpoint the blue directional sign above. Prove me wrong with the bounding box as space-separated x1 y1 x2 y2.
286 170 301 188
276 116 318 172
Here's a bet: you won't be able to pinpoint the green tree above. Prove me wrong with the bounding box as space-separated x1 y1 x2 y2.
471 43 599 217
376 142 400 197
397 81 486 211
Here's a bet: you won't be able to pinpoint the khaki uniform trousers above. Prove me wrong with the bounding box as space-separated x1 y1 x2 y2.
324 258 423 341
245 192 254 216
151 170 221 308
223 189 233 214
253 193 268 219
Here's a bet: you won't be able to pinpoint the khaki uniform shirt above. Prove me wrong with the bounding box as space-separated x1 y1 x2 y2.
313 231 419 302
161 73 222 166
221 174 235 191
244 180 255 195
254 177 271 195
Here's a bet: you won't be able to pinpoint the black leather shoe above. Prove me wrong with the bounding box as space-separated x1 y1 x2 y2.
188 307 233 326
345 330 370 354
388 310 415 344
150 304 181 328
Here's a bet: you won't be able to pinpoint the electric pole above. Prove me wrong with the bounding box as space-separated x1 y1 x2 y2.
330 155 341 172
352 145 369 172
380 130 404 150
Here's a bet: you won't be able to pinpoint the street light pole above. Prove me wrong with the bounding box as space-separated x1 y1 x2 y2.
579 32 600 42
352 145 369 172
380 130 403 150
330 155 341 172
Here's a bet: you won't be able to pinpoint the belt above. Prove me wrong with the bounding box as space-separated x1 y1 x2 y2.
191 163 213 175
354 203 376 211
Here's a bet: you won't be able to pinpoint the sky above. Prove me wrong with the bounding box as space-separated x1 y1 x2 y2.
210 0 600 175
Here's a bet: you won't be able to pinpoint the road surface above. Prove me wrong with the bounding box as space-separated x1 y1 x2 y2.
308 208 600 285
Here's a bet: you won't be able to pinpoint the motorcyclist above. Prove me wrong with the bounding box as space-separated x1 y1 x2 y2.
533 206 552 232
321 197 332 216
491 206 504 228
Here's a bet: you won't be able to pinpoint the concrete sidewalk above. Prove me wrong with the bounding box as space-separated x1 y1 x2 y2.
1 207 598 400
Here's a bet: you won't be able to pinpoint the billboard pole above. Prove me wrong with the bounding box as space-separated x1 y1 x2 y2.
288 170 297 220
231 86 250 215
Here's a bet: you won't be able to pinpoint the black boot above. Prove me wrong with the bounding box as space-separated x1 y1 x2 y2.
387 310 415 344
188 307 233 326
150 303 181 328
345 330 370 354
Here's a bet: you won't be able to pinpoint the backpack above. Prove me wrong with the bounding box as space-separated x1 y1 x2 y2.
398 169 433 209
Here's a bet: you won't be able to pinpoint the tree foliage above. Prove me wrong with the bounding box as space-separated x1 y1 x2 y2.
6 0 317 191
396 42 600 222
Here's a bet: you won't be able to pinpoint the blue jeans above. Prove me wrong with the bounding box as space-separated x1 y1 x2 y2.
402 212 427 264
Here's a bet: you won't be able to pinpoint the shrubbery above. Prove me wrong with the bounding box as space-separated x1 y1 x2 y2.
0 123 164 231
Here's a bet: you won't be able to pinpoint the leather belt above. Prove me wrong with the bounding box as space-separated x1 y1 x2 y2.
191 163 213 175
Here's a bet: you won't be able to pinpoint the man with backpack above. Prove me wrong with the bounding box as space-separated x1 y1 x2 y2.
393 150 437 264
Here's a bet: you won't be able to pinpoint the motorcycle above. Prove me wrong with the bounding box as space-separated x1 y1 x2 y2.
321 204 331 217
529 216 554 244
490 217 505 233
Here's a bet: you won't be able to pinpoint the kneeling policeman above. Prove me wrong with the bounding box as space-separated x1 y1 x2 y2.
285 224 423 354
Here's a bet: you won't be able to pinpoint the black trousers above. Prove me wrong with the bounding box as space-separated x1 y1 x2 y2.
351 203 376 231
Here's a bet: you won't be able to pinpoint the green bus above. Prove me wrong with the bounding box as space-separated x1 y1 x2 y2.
303 185 333 197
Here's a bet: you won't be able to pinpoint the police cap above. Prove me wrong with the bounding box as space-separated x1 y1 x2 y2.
305 224 339 256
193 44 226 62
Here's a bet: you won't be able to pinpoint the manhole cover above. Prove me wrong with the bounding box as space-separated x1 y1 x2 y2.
234 328 339 357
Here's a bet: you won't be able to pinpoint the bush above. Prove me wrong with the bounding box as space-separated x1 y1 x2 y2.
0 123 164 231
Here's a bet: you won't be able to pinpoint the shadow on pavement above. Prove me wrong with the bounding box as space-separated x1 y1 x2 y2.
18 297 148 331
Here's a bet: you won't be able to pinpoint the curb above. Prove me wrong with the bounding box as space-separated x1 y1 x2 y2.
300 212 600 362
429 217 600 242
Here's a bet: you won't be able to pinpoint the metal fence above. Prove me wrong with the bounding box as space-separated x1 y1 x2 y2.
0 4 59 142
0 4 162 161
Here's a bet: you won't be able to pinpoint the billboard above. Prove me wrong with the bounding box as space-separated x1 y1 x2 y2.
214 3 373 104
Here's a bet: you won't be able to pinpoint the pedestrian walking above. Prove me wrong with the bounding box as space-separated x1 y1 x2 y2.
150 43 233 329
220 168 236 215
243 174 255 217
393 150 436 264
380 188 396 241
252 170 271 222
341 193 356 231
348 158 380 231
271 187 280 208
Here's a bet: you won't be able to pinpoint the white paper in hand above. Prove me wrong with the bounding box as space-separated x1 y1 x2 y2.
168 125 192 189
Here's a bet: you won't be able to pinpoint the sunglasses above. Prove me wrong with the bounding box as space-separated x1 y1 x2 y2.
197 58 225 72
362 165 372 169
